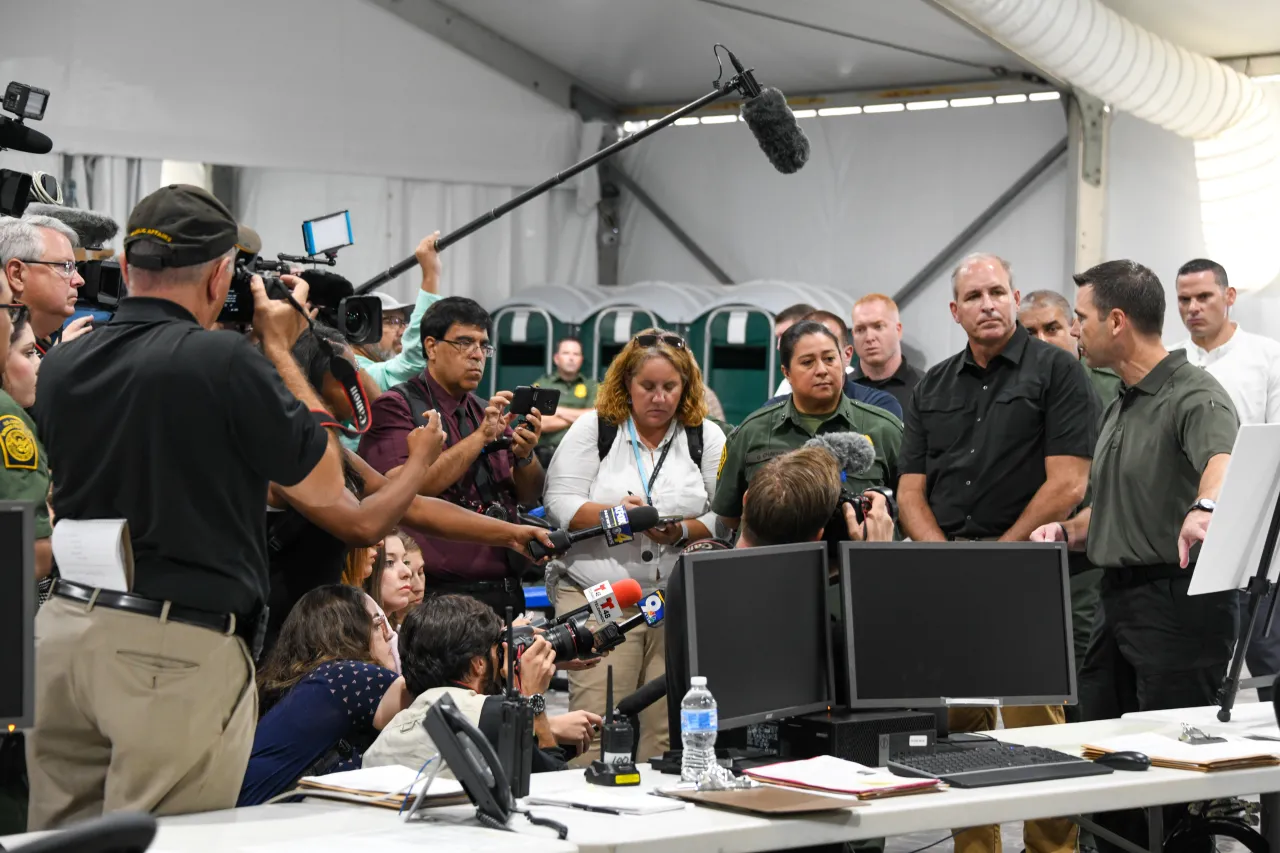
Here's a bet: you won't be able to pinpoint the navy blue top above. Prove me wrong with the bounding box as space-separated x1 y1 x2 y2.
766 376 903 421
238 660 398 806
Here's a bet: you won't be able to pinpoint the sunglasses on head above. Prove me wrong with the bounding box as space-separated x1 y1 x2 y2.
634 333 685 350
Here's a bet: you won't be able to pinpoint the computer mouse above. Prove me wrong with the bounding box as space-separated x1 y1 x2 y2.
1093 751 1151 771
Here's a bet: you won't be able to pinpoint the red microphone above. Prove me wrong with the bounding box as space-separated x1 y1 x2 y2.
552 578 644 627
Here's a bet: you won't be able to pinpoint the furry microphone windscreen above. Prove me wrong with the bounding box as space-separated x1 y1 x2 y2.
298 268 354 311
740 87 811 174
805 432 877 477
25 203 119 249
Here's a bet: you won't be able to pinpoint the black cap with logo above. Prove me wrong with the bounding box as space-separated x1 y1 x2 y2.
123 184 255 270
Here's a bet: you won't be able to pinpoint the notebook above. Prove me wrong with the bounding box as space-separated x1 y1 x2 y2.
744 755 943 799
1082 733 1280 772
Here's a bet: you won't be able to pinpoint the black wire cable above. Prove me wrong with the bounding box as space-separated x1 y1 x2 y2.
696 0 1006 75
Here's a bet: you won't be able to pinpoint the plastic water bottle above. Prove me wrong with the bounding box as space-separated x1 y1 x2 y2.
679 676 718 782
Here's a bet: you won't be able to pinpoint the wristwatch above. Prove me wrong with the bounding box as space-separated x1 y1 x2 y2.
515 452 536 468
673 521 690 548
1188 498 1217 515
527 693 546 715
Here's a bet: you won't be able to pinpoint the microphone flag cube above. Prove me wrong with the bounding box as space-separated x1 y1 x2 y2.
586 580 625 624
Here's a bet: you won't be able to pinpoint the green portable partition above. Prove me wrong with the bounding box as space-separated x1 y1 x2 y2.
699 307 776 426
586 308 661 380
489 307 557 396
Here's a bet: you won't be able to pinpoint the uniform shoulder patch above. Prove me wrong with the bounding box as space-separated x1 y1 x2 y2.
575 383 588 399
717 444 728 478
0 414 38 470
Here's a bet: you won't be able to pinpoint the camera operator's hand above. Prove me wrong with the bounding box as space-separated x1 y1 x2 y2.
415 231 442 294
514 636 556 697
405 409 445 469
251 275 310 351
481 392 512 442
1030 523 1067 543
845 491 894 542
558 655 604 672
510 408 543 459
550 710 603 752
60 316 95 343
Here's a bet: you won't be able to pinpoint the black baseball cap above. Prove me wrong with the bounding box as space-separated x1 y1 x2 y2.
124 184 254 270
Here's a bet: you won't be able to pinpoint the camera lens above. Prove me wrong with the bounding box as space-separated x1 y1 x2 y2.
343 302 375 341
543 618 596 661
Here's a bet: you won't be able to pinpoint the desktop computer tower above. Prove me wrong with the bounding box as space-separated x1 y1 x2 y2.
779 709 939 767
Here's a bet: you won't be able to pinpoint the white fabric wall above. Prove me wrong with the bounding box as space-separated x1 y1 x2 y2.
239 171 597 307
1 0 578 185
617 102 1069 368
1106 107 1280 344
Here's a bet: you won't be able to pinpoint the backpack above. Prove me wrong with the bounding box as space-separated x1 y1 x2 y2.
595 413 703 468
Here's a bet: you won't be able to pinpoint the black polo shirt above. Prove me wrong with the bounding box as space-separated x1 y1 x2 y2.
900 324 1098 538
851 359 924 413
35 297 328 617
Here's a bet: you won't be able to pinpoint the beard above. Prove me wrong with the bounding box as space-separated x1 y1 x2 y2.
481 651 504 696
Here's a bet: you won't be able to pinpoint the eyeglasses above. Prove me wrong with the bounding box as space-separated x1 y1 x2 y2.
383 316 407 328
20 259 77 279
438 337 495 359
1 303 24 320
634 333 685 350
371 612 393 641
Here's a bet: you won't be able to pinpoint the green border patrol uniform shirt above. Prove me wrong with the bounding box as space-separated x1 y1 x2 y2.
533 373 599 451
712 394 903 519
0 389 51 538
1087 350 1238 568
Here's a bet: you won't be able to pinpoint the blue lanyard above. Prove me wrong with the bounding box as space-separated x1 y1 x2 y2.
627 418 674 505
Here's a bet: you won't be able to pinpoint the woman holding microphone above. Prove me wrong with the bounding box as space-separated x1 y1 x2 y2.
543 329 725 763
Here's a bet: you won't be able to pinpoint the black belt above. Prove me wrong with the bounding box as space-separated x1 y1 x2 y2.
53 579 253 643
1103 564 1186 587
426 577 522 595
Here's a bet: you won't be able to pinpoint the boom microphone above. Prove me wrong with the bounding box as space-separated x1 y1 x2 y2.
25 203 119 249
805 431 876 478
527 505 662 561
721 47 810 175
0 117 52 154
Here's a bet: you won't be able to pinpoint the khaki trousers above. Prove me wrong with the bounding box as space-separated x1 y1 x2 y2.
948 705 1077 853
556 585 669 763
26 596 256 830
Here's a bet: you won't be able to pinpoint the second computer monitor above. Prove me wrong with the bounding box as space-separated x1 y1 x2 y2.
840 542 1075 709
681 541 832 729
0 502 36 730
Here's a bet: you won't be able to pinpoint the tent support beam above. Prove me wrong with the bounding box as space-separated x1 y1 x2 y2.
1064 90 1110 282
603 162 734 285
892 136 1067 310
364 0 619 120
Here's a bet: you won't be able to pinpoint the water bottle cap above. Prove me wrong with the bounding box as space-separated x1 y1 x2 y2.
690 676 707 687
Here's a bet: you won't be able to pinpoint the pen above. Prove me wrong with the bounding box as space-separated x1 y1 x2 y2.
563 803 623 815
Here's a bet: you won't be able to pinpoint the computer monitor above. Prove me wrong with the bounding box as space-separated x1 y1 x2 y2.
840 541 1075 709
0 501 36 729
671 542 832 730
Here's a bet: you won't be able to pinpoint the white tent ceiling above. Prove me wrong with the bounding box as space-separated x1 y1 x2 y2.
455 0 1039 104
1099 0 1280 59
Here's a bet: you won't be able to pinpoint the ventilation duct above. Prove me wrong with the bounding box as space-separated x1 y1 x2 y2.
935 0 1280 291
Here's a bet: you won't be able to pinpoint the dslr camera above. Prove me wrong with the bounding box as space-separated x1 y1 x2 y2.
510 620 597 665
824 484 898 547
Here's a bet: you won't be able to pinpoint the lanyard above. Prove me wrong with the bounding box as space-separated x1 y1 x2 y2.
626 418 674 505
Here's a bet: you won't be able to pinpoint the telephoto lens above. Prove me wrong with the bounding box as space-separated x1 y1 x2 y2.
510 618 597 663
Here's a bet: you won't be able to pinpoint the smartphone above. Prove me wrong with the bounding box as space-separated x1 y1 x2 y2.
301 210 353 256
509 386 560 417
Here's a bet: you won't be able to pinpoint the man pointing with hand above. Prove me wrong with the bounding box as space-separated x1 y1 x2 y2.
28 184 350 828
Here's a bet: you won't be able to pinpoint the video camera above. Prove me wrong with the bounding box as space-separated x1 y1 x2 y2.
218 211 381 344
1 81 57 218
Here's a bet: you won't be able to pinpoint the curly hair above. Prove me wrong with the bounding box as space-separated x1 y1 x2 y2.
256 585 379 716
594 328 708 428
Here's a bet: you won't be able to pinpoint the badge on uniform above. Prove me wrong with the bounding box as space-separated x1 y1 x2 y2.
575 383 587 399
0 414 37 470
864 434 874 447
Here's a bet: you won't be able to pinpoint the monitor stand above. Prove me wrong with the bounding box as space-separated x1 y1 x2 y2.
1217 492 1280 721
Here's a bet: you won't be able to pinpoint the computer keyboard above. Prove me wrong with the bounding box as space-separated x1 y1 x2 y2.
888 741 1114 788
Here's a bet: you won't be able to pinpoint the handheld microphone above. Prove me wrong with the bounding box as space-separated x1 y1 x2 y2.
591 591 666 655
0 116 53 154
550 578 644 627
527 505 662 561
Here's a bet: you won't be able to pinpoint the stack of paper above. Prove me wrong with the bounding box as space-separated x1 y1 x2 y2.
524 788 686 815
297 765 467 810
744 755 943 799
1082 733 1280 772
